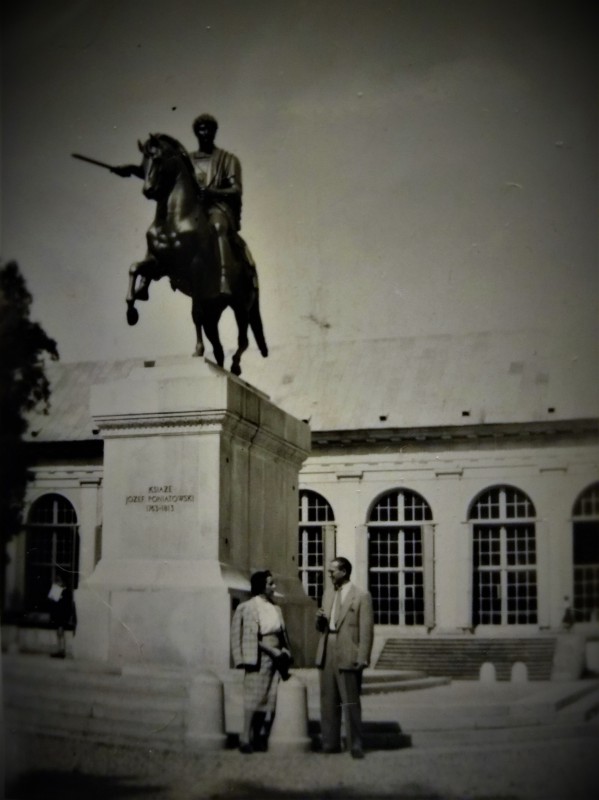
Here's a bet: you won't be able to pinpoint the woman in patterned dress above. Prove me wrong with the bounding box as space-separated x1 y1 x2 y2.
230 570 292 753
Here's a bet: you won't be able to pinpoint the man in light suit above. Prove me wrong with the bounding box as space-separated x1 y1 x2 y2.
315 556 374 758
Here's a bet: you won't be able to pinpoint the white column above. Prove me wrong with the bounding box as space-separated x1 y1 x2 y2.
77 479 102 580
354 524 369 589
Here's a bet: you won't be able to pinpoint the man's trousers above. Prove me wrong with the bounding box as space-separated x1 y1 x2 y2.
318 633 364 752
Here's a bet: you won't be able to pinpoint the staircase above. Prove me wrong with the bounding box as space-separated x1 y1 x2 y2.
4 653 451 756
376 637 557 680
362 669 450 695
3 655 191 752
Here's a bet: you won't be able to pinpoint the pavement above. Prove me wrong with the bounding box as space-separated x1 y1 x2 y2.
4 673 599 800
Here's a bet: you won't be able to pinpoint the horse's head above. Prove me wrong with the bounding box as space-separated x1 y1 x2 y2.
139 133 192 201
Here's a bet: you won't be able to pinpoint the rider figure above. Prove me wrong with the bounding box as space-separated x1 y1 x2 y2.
191 113 240 294
112 113 257 296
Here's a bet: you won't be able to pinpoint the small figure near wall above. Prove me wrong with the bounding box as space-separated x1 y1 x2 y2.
561 595 575 630
47 572 77 658
230 570 293 753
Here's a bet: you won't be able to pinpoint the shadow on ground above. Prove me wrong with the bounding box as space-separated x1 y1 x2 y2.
6 771 521 800
6 770 166 800
206 783 520 800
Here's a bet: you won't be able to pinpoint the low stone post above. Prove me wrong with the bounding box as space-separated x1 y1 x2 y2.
511 661 528 682
269 675 312 752
186 672 227 750
479 662 496 682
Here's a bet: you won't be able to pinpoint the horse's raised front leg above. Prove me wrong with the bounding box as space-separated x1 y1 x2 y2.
126 258 155 326
231 305 250 376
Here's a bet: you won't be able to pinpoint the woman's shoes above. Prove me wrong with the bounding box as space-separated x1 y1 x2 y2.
238 742 253 754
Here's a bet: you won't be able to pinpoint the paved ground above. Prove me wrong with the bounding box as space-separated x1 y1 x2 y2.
6 730 598 800
5 677 599 800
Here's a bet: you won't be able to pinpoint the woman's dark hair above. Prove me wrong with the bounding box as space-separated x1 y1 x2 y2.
250 570 272 596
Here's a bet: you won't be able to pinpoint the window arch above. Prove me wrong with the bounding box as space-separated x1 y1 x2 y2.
367 488 432 625
572 482 599 622
25 494 80 618
298 490 334 603
469 485 537 626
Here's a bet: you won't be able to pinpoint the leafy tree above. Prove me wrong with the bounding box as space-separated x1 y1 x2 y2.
0 261 59 603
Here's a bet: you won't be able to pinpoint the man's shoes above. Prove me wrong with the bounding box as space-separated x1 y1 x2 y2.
252 736 268 752
238 743 253 754
321 746 342 754
350 747 365 759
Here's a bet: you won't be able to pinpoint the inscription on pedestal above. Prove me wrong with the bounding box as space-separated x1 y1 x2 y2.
125 485 196 513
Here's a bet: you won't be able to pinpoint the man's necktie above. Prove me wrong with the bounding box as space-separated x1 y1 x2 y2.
330 588 341 631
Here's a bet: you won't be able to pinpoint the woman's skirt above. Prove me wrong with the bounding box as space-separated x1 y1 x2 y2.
243 632 281 714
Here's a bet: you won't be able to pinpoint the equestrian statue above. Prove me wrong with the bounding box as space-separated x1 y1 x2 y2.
72 114 268 376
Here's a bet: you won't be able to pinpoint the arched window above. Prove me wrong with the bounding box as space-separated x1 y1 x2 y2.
367 488 432 625
572 482 599 622
469 486 537 626
298 490 334 603
25 494 79 618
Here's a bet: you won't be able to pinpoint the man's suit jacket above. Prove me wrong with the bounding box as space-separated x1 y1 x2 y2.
230 597 289 668
315 583 374 670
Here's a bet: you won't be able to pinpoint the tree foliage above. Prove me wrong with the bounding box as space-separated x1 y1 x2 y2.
0 261 59 544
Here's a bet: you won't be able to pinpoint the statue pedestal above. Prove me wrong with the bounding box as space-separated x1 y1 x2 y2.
74 358 314 673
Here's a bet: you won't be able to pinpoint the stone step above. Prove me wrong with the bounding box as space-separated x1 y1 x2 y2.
363 676 451 695
7 717 187 755
393 704 513 732
556 686 599 722
412 720 599 748
3 658 189 698
7 686 186 726
376 638 556 680
6 677 188 710
3 672 189 706
507 679 599 725
379 680 599 732
4 655 194 751
6 704 186 744
364 669 426 683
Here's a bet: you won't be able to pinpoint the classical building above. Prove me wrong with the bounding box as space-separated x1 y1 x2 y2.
3 330 598 677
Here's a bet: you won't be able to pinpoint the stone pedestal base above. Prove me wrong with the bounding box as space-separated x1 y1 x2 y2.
74 558 233 670
74 358 313 673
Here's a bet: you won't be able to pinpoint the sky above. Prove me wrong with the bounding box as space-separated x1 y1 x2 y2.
1 0 597 371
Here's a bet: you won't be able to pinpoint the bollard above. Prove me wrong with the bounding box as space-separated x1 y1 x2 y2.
511 661 528 683
479 662 496 683
186 671 227 750
269 674 312 752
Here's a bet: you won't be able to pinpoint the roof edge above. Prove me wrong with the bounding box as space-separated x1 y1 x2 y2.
312 418 599 448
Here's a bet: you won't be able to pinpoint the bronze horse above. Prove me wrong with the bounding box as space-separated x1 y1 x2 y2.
126 133 268 376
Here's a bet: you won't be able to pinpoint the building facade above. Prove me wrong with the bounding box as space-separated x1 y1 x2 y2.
3 332 599 673
297 426 599 661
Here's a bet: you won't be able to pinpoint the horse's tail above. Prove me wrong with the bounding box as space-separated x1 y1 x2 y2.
249 291 268 358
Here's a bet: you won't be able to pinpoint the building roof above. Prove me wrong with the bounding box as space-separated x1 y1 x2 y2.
25 330 598 443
